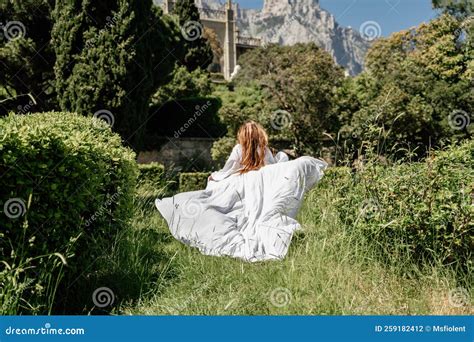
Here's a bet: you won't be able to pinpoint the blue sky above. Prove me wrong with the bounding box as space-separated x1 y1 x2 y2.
234 0 440 36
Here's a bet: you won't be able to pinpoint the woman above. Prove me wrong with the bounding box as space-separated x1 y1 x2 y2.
207 121 289 189
155 121 327 262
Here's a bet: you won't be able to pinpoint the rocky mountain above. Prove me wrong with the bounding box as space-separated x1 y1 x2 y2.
157 0 370 75
196 0 370 75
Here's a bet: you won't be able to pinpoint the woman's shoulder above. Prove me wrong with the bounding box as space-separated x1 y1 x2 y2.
233 144 242 153
229 144 242 158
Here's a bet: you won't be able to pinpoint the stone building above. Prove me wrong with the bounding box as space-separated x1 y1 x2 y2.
162 0 261 80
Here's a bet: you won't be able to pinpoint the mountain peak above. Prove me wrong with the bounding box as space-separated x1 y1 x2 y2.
235 0 369 75
160 0 370 75
262 0 320 14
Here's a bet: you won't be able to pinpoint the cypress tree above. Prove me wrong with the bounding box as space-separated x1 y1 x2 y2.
173 0 213 71
0 0 57 111
52 0 184 149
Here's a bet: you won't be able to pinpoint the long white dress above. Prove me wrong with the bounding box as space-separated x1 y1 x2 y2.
155 145 328 262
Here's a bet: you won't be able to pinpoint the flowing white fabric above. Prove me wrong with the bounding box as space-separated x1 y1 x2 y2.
155 156 327 262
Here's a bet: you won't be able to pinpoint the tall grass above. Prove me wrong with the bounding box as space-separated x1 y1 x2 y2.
2 163 471 314
54 189 177 314
0 210 70 314
114 178 472 315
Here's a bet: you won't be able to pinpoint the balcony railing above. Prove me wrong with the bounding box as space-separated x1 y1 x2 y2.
163 2 261 48
198 7 226 20
236 36 262 47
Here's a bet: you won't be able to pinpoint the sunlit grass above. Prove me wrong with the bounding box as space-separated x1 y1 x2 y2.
4 173 469 315
114 180 473 315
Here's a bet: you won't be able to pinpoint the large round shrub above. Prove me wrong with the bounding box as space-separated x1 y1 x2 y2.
0 112 138 312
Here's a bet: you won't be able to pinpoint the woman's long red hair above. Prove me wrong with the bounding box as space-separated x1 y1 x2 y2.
238 121 269 174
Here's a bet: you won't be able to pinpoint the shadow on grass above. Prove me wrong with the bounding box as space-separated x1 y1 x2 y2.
291 231 307 248
53 195 180 314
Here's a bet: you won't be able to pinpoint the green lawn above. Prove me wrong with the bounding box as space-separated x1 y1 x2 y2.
101 181 472 315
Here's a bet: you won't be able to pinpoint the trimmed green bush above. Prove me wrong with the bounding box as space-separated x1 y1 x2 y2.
334 140 474 269
138 162 165 185
0 112 138 313
136 162 172 199
179 172 210 192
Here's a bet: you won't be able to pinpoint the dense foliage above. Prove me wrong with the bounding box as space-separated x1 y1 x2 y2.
52 0 184 150
0 0 56 110
173 0 213 71
327 140 473 270
0 112 138 313
432 0 473 17
1 0 191 149
339 15 473 159
232 43 344 156
151 65 212 107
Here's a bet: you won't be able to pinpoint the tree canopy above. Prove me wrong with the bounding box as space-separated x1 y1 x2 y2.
52 0 184 149
337 14 472 159
0 0 56 110
173 0 213 72
432 0 473 17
